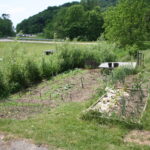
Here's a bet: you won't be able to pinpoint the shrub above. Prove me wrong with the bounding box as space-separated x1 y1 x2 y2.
25 59 42 84
84 50 101 68
126 44 139 58
41 56 61 79
111 67 137 84
41 58 53 79
58 45 86 71
0 70 8 98
8 64 28 93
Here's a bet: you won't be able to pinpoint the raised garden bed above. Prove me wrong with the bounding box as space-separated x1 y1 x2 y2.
84 87 148 125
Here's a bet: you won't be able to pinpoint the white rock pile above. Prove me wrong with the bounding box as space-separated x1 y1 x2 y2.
92 87 129 115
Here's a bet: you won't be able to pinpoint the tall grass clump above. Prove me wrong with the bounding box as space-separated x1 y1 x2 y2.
25 59 42 84
41 56 61 79
8 63 28 93
111 67 137 84
0 41 119 97
97 41 117 62
58 45 86 71
0 70 9 98
57 43 117 71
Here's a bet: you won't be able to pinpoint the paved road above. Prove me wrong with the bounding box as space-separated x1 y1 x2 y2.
0 39 97 45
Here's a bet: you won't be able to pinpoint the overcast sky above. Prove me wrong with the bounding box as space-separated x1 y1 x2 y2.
0 0 80 27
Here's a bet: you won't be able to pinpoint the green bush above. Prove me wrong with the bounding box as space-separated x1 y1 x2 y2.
25 59 42 84
8 64 28 93
58 43 117 70
111 67 137 83
41 56 61 79
127 44 139 57
0 42 119 97
0 70 8 98
58 46 85 71
41 58 53 79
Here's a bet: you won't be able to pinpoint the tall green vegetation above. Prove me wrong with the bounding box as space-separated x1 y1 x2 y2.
0 70 8 98
63 5 86 40
0 42 117 99
81 0 101 10
0 14 15 37
85 7 104 41
104 0 150 47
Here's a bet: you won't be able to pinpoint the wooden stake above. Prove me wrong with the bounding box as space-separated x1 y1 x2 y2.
40 91 42 100
49 94 51 100
70 93 72 101
61 95 64 102
81 77 84 88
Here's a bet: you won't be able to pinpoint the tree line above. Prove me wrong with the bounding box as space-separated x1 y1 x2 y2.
17 0 150 47
16 0 117 41
2 0 149 48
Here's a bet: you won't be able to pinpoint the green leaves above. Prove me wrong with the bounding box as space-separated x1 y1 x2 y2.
104 0 150 47
0 15 15 37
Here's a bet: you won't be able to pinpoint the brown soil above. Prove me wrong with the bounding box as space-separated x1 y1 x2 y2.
118 89 147 122
0 69 101 119
16 69 101 104
124 130 150 146
89 73 148 123
114 75 148 122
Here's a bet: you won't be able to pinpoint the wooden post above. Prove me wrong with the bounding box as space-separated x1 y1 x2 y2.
49 94 51 100
137 51 144 67
137 51 140 66
40 91 42 100
70 93 72 101
81 77 84 88
61 95 64 102
142 53 145 66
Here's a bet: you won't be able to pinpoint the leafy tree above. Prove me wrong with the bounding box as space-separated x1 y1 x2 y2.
44 4 104 41
0 14 15 37
2 14 10 19
64 5 86 40
81 0 101 10
85 7 104 41
104 0 150 47
44 7 68 39
100 0 117 9
81 0 117 10
16 2 79 34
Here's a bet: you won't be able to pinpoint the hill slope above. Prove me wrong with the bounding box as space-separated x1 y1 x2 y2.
16 2 79 34
16 0 117 34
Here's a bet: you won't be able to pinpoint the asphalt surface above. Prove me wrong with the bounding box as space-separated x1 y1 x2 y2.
0 39 96 45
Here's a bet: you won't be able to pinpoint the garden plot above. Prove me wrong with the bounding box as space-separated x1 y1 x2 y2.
0 69 101 120
87 87 148 123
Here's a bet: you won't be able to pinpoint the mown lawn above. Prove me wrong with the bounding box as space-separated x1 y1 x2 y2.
1 101 150 150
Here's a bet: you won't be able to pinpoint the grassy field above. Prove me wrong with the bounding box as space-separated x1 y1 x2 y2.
0 41 118 97
0 41 150 150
